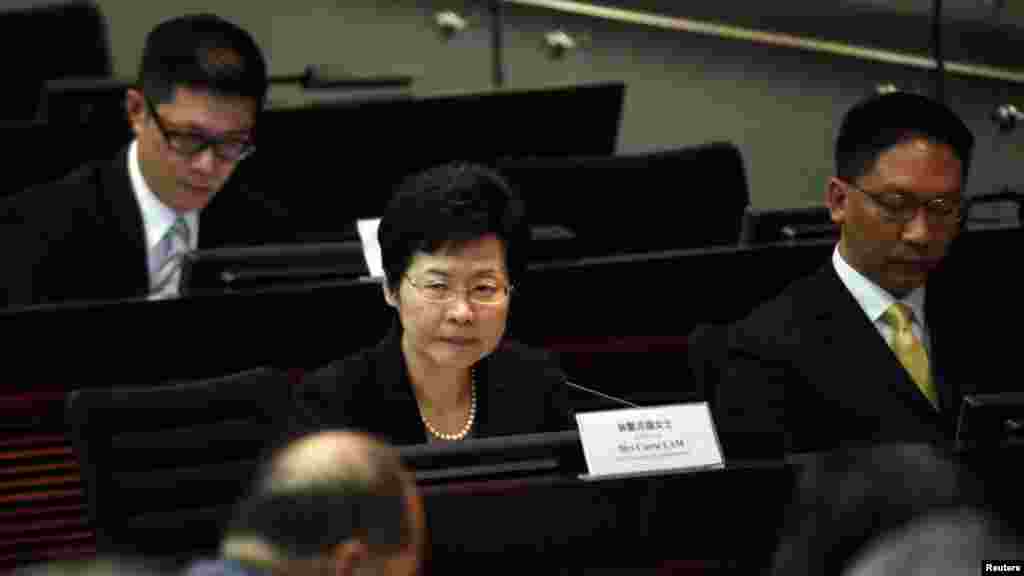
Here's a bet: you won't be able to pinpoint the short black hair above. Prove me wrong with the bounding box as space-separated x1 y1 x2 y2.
378 162 528 294
835 91 974 185
138 13 267 109
225 440 411 560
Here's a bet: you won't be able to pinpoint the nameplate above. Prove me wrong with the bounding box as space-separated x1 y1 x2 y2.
575 402 724 481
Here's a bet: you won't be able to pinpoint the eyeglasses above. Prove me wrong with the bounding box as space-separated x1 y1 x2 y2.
144 97 255 162
840 179 965 223
405 275 513 305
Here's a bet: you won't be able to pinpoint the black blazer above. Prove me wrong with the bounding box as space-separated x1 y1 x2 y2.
710 263 986 458
289 329 575 445
2 147 292 309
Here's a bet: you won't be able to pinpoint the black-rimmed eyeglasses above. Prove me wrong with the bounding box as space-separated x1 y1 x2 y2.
144 97 255 162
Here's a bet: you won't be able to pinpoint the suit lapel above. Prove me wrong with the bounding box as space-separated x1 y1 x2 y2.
96 148 149 296
373 329 429 444
800 266 943 424
198 177 253 249
474 350 504 437
923 278 961 418
197 185 224 249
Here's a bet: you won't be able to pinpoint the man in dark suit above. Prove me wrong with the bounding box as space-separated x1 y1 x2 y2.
2 14 290 309
707 91 984 458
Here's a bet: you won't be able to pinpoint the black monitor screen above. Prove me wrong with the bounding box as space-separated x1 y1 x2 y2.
182 241 371 297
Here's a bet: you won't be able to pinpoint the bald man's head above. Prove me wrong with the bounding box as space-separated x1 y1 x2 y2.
222 431 424 576
262 431 400 494
843 507 1024 576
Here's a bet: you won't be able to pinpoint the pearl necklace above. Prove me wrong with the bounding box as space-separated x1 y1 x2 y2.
420 368 477 441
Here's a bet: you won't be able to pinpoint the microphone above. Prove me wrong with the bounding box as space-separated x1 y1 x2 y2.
564 379 639 408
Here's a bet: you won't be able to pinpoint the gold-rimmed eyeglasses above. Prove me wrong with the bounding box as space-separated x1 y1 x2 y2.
839 178 965 224
405 276 513 305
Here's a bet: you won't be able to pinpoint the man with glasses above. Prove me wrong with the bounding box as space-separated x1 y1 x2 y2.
705 91 988 457
4 14 288 308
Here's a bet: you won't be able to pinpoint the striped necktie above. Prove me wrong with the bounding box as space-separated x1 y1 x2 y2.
151 216 191 299
882 302 938 410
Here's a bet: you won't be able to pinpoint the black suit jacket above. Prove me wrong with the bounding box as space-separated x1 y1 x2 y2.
2 147 293 309
711 263 984 458
289 329 575 446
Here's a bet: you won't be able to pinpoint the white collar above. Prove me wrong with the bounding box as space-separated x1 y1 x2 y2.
128 140 198 251
832 244 926 327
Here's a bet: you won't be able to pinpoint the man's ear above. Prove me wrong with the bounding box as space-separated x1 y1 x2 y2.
825 177 850 225
329 540 369 576
382 280 398 308
125 89 148 138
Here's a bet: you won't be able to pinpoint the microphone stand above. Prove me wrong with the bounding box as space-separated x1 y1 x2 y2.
489 0 506 89
931 0 945 104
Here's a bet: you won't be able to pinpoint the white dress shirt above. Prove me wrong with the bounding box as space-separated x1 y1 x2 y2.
128 140 199 296
832 245 931 359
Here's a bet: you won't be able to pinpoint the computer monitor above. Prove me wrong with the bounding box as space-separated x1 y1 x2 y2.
250 82 625 228
181 241 372 297
955 392 1024 451
3 2 111 123
398 430 585 484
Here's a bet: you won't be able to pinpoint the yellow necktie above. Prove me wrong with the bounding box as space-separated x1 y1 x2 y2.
882 303 938 409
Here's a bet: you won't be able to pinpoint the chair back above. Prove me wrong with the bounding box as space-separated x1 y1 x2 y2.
65 368 291 560
1 2 111 123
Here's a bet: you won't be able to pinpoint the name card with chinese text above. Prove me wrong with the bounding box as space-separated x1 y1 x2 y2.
575 402 723 480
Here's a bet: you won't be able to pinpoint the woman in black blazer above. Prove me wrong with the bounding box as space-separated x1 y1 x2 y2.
290 162 572 445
